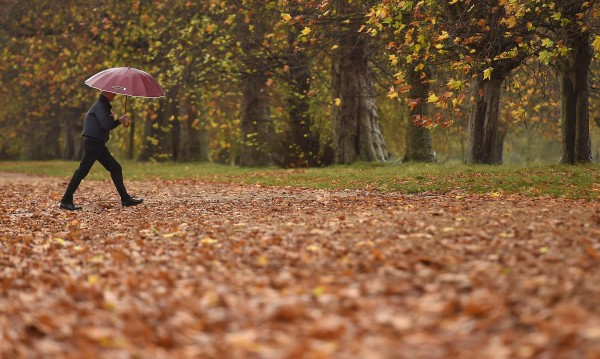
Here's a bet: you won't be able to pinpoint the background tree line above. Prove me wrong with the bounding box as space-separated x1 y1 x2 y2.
0 0 599 166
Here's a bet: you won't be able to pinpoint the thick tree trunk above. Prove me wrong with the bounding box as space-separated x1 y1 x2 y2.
177 96 208 162
284 26 320 167
404 67 436 163
139 103 173 161
332 0 388 165
239 72 273 166
558 35 592 164
138 108 159 161
24 120 60 160
237 5 274 167
495 125 508 164
467 74 504 164
62 108 83 160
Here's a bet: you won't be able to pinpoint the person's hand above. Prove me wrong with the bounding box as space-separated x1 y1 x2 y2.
119 115 131 127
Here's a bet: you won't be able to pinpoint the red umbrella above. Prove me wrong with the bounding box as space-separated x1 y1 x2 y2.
85 67 165 98
84 67 165 125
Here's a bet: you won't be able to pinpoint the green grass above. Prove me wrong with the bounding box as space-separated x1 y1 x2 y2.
1 160 598 199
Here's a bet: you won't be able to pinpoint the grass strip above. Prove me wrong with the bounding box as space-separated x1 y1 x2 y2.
1 160 598 199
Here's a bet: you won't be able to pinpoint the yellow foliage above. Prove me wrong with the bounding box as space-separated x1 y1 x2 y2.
437 31 449 41
483 68 493 81
592 36 600 56
427 93 439 103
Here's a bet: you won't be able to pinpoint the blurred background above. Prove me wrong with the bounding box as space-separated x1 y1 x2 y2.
0 0 598 166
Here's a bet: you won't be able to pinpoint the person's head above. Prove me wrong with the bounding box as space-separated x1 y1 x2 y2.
101 91 117 102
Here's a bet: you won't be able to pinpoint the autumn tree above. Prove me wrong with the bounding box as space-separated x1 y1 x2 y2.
540 0 598 163
3 0 597 165
330 0 389 164
282 0 391 164
278 9 323 167
129 1 218 162
98 0 234 162
369 2 438 163
499 61 563 163
429 1 539 164
0 0 100 160
229 0 331 167
153 0 236 162
456 2 536 163
403 66 437 162
225 0 276 167
175 93 210 162
371 0 540 164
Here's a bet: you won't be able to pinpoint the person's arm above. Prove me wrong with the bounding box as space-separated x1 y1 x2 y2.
95 105 120 131
111 115 121 129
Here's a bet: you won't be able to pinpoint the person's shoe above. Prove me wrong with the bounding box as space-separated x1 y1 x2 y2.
122 197 143 207
59 202 82 211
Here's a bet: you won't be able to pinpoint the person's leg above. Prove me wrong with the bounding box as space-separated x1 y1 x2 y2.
60 139 102 204
96 147 131 201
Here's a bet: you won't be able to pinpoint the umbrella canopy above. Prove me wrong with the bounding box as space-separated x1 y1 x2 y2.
84 67 165 98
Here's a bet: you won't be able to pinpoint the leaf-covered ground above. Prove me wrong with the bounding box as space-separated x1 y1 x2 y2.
1 173 600 358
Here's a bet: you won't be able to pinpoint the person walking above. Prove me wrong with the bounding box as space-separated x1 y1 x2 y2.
59 91 143 210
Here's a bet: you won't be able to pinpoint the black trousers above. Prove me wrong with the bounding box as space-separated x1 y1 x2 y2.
61 137 130 204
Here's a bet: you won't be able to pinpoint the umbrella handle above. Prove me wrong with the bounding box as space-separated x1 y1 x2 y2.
123 96 130 127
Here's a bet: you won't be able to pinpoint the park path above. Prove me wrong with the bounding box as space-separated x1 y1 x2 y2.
1 173 600 358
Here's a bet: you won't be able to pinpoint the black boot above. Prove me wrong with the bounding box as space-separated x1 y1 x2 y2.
59 202 82 211
122 197 143 207
61 174 84 206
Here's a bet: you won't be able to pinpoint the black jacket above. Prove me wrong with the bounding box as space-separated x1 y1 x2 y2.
82 94 120 142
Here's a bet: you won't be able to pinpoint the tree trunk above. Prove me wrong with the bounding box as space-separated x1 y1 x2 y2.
496 125 508 164
239 72 273 166
177 96 208 162
404 67 436 163
237 5 274 167
558 34 592 164
24 120 60 160
284 25 320 167
62 108 83 160
332 0 388 165
138 108 159 161
139 103 173 161
467 74 504 164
